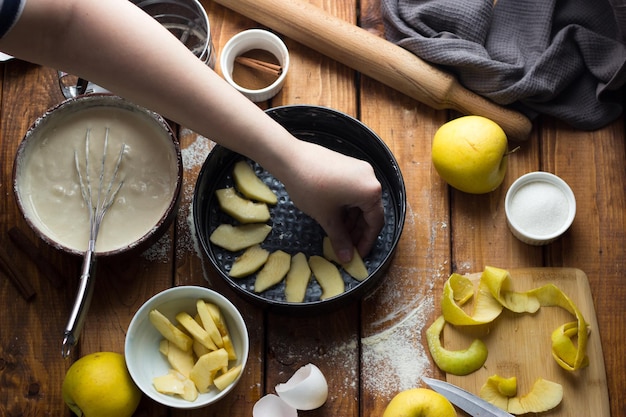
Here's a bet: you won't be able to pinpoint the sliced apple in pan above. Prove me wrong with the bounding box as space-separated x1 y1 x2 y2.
284 252 312 302
209 223 272 252
308 255 345 300
322 236 368 281
229 244 270 278
254 250 291 293
233 160 278 204
215 187 270 223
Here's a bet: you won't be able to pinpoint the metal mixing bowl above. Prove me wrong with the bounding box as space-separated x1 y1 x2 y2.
13 94 183 257
193 105 406 312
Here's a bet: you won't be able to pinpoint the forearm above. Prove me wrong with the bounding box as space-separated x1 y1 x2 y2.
0 0 385 258
0 0 297 176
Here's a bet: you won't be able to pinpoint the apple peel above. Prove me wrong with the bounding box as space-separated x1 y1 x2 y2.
426 315 488 376
479 375 512 411
437 266 589 372
480 375 563 415
441 271 503 325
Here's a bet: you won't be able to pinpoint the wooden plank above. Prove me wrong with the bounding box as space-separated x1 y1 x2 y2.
542 117 626 417
0 62 72 416
449 124 543 273
170 2 266 416
261 1 361 417
358 2 451 417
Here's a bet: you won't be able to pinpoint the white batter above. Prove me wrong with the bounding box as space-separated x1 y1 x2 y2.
17 105 179 253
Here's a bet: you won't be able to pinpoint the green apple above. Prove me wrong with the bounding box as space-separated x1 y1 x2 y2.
62 352 141 417
432 115 508 194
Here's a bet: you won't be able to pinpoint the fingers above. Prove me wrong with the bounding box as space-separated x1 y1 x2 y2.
354 199 385 258
324 197 385 264
276 140 384 263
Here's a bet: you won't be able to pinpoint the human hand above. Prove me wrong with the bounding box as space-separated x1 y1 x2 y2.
278 141 384 263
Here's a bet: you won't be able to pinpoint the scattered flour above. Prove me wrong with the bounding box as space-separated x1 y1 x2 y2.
141 131 213 264
361 291 434 398
357 199 447 399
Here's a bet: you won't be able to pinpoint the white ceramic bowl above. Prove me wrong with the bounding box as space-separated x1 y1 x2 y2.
505 171 576 245
220 29 289 102
125 286 249 409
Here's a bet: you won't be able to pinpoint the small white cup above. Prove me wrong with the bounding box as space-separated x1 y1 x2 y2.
505 172 576 245
220 29 289 102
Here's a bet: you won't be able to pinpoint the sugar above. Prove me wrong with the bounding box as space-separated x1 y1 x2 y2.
509 182 569 236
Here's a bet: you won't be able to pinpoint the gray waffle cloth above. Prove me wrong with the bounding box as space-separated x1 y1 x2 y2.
382 0 626 130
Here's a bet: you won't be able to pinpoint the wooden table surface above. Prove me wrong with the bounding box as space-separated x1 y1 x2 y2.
1 1 624 416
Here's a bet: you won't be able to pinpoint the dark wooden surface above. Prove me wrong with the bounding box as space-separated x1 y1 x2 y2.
1 1 624 416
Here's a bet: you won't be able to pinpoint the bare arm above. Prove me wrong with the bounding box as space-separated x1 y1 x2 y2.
0 0 384 260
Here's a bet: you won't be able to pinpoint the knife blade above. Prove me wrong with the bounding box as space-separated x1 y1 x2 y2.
422 376 514 417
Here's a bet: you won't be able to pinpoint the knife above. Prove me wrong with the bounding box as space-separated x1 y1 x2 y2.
422 376 514 417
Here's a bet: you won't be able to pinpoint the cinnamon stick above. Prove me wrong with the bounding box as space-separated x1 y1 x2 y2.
0 243 35 301
8 227 65 288
235 56 283 77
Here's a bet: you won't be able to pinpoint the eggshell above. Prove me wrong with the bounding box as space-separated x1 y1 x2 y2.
275 363 328 410
253 394 297 417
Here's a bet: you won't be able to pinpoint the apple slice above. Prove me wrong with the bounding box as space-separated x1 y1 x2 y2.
215 188 270 223
153 370 186 396
222 334 237 360
232 160 278 204
193 339 211 358
196 299 224 348
308 255 345 300
164 340 195 378
205 302 229 337
284 252 311 302
214 364 243 391
322 237 368 281
159 339 169 356
209 223 272 252
254 250 291 293
229 244 270 278
149 309 193 352
175 311 218 351
189 349 229 393
181 378 198 402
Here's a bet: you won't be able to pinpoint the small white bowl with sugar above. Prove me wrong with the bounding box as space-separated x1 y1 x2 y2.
505 172 576 245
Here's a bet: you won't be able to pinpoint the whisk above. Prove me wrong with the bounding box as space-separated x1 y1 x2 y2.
62 127 126 358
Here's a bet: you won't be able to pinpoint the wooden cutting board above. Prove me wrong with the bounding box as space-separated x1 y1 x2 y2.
444 268 609 417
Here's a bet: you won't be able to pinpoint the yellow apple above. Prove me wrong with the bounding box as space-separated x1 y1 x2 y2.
432 115 508 194
383 388 457 417
62 352 141 417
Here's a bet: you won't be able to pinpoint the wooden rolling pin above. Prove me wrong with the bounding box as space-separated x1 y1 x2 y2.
213 0 533 141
